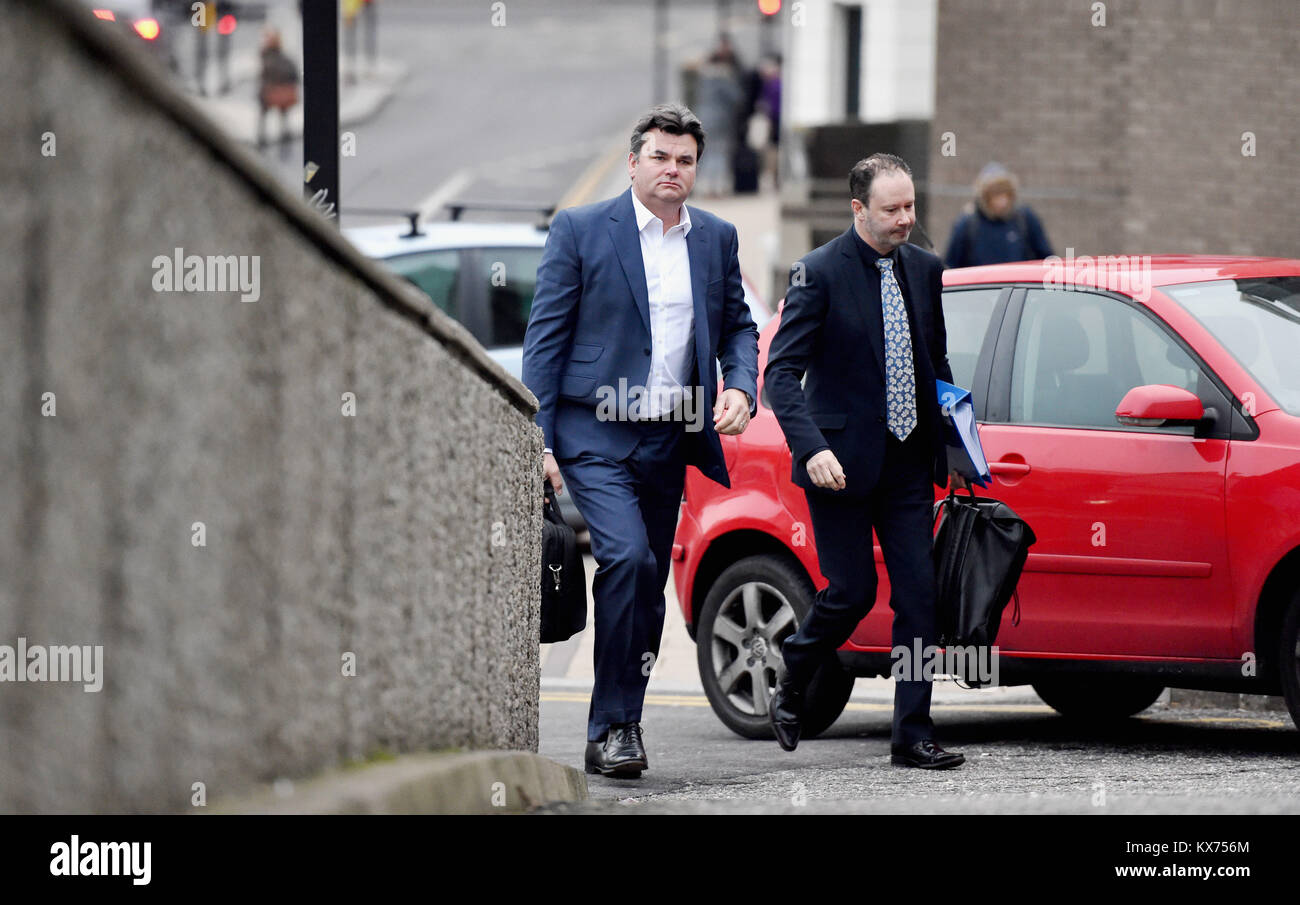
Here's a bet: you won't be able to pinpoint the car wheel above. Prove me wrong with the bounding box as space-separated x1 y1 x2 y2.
696 554 855 740
1032 677 1165 721
1278 589 1300 732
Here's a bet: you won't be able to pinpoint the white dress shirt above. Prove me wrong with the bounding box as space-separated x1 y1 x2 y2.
631 189 696 419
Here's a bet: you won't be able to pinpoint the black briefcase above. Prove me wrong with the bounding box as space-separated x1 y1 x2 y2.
540 483 587 643
932 488 1036 651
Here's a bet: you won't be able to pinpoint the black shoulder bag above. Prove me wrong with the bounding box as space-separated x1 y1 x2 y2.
932 487 1036 655
540 484 587 643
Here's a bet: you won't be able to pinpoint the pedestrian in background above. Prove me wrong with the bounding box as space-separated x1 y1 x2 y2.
693 38 743 197
755 52 782 189
256 27 299 154
214 0 233 96
342 0 379 83
193 0 213 96
944 162 1054 268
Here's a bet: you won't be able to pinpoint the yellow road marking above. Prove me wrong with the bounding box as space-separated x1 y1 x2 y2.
541 693 1290 726
542 692 1051 713
556 138 625 211
543 693 712 708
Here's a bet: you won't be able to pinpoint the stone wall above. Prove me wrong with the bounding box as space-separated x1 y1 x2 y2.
0 0 541 813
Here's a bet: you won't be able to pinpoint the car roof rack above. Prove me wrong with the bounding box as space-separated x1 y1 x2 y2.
444 200 555 229
347 208 425 238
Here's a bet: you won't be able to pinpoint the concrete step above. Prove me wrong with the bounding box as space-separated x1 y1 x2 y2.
211 750 587 814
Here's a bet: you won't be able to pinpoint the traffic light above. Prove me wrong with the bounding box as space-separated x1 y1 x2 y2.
758 0 781 15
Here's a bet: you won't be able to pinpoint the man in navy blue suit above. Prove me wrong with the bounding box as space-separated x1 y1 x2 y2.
522 104 759 778
764 153 967 769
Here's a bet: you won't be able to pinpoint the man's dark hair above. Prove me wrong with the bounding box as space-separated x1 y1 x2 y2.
849 153 912 206
630 103 706 161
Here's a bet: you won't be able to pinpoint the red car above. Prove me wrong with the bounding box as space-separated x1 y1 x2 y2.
672 255 1300 738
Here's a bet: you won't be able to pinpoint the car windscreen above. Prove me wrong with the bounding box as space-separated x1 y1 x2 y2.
1165 276 1300 415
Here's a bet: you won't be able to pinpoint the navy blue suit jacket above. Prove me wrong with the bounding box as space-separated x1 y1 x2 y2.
522 189 760 487
764 229 954 493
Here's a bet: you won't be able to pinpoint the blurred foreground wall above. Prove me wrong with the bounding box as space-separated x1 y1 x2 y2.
929 0 1300 259
0 0 541 813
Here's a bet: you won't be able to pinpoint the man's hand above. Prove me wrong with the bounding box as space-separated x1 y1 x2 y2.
806 449 846 491
544 452 563 495
948 469 969 492
713 388 751 435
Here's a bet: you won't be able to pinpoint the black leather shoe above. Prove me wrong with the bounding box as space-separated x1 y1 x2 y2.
890 739 965 769
584 722 648 777
769 679 804 752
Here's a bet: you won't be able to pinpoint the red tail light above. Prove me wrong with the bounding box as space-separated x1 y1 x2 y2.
133 17 160 40
92 9 115 20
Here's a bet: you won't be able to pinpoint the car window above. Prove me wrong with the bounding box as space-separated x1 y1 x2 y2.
1167 277 1300 415
940 288 1001 392
1129 306 1200 391
384 249 460 317
1010 288 1209 431
479 247 544 349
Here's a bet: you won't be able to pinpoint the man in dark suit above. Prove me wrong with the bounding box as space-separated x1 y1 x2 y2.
764 153 967 769
522 104 759 778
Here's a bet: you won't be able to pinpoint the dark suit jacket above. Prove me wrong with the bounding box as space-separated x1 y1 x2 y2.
521 189 759 487
764 228 954 493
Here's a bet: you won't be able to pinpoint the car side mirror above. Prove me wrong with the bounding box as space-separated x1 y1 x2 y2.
1115 384 1206 427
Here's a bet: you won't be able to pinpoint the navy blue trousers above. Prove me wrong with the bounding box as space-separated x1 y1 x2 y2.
780 430 939 747
559 420 686 742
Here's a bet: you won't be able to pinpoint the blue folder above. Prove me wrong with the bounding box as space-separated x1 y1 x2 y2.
936 380 991 488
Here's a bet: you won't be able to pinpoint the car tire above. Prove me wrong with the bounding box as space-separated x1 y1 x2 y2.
1278 589 1300 732
1032 677 1165 721
696 554 855 740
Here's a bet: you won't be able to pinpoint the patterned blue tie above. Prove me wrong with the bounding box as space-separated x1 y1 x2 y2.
876 257 918 441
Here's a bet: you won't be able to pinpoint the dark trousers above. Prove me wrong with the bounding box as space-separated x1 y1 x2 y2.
559 420 686 742
780 430 938 747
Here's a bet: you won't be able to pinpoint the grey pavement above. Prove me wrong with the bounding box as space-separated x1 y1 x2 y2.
535 562 1300 815
537 688 1300 814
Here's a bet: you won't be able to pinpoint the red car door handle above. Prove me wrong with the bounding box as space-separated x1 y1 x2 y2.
990 461 1031 476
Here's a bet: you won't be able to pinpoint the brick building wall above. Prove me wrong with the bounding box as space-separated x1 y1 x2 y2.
928 0 1299 261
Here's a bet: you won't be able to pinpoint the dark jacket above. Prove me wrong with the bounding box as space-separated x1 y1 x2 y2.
765 230 954 493
944 206 1052 269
